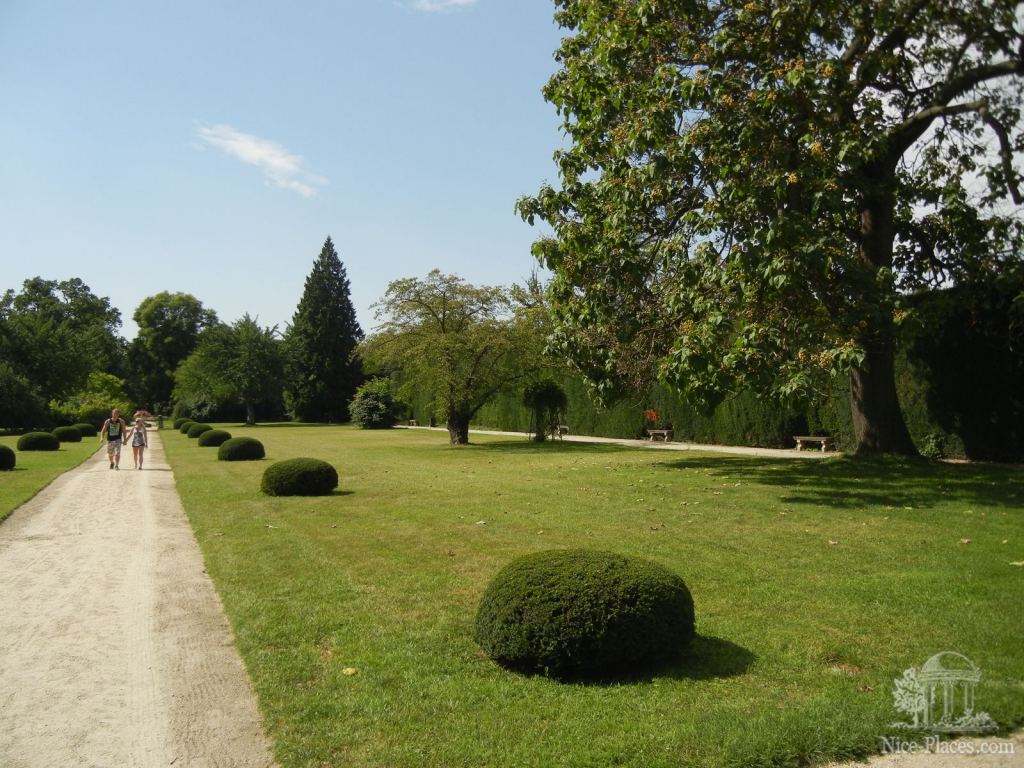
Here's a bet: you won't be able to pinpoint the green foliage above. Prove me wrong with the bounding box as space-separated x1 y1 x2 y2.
361 270 544 444
174 315 284 425
0 445 15 470
52 425 82 443
49 371 133 429
0 278 123 416
523 379 568 442
475 549 695 679
284 237 364 422
348 378 399 429
217 436 266 461
197 429 232 447
173 417 191 430
17 432 60 451
0 360 49 431
179 421 197 434
72 422 98 437
187 423 213 439
260 457 339 496
131 292 217 408
518 0 1024 454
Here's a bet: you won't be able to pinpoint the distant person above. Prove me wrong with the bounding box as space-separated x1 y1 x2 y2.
100 408 128 470
126 417 149 470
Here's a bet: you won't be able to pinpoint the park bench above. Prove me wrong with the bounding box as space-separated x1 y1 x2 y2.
793 435 835 452
407 419 419 427
646 428 673 442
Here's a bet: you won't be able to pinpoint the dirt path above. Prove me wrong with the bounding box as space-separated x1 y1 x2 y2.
0 431 277 768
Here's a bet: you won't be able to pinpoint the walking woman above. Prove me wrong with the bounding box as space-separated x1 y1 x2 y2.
126 417 149 470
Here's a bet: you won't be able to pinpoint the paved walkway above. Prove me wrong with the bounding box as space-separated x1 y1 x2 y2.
0 431 276 768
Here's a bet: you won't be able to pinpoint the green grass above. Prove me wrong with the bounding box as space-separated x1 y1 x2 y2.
162 425 1024 768
0 435 98 523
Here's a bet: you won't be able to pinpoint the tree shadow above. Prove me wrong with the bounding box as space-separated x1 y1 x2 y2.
473 440 631 456
657 454 1024 510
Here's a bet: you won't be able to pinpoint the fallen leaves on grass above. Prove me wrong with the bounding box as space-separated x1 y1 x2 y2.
342 667 358 676
959 538 972 545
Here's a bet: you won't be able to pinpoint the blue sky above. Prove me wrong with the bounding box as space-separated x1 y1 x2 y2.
0 1 565 338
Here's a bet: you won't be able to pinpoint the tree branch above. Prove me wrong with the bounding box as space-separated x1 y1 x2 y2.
979 106 1024 204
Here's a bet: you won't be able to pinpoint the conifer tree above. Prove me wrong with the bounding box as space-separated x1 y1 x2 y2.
285 237 364 421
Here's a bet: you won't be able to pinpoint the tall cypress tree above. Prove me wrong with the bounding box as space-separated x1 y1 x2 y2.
285 237 364 422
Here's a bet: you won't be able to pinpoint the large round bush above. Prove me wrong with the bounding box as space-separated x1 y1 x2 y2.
173 417 191 430
178 420 197 434
475 549 695 679
17 432 60 451
52 426 83 443
197 429 232 447
261 458 339 496
217 437 265 461
187 423 213 439
73 422 98 437
0 445 15 470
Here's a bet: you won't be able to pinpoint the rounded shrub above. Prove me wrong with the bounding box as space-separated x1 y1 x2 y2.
475 549 695 679
217 437 265 461
197 429 232 447
187 423 213 439
52 425 83 443
173 417 191 430
261 457 338 496
17 432 61 451
0 445 15 470
73 422 98 437
178 420 197 434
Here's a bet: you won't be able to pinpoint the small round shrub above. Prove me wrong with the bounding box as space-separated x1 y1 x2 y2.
187 423 213 439
17 432 61 451
52 425 83 443
197 429 232 447
178 420 197 434
0 445 15 470
217 437 265 461
261 458 338 496
173 417 191 430
475 549 695 679
349 378 399 428
73 422 98 437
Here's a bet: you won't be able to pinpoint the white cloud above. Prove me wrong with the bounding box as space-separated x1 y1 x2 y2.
409 0 477 12
195 124 327 198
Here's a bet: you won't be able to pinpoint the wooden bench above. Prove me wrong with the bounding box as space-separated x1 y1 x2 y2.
407 419 419 427
646 428 673 442
793 435 834 452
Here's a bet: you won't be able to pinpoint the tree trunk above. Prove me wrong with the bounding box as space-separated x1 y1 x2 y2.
245 401 256 426
850 169 918 455
447 412 470 445
849 341 917 455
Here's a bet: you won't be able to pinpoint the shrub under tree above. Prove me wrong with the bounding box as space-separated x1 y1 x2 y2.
348 378 399 429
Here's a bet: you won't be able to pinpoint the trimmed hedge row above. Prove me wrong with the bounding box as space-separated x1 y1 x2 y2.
179 420 197 434
187 423 213 439
197 429 232 447
0 445 15 470
261 458 338 496
52 425 82 443
217 437 265 461
17 432 60 451
73 422 98 437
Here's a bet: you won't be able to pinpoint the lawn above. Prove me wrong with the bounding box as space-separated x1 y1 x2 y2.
0 435 99 523
162 425 1024 768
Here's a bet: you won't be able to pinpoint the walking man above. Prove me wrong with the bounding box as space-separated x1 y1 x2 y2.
99 408 127 470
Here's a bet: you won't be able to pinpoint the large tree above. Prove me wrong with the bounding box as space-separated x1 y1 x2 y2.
361 271 542 444
173 315 284 425
285 237 364 422
0 277 122 404
518 0 1024 454
131 292 217 410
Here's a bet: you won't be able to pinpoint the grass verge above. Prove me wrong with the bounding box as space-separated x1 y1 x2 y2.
163 424 1024 768
0 436 98 524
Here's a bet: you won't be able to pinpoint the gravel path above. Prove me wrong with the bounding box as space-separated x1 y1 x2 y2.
0 431 276 768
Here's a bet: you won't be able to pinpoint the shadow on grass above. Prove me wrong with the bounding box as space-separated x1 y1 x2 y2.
512 635 755 687
658 454 1023 510
472 440 630 455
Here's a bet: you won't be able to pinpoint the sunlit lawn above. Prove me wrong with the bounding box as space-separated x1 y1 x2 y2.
162 424 1024 768
0 435 98 523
